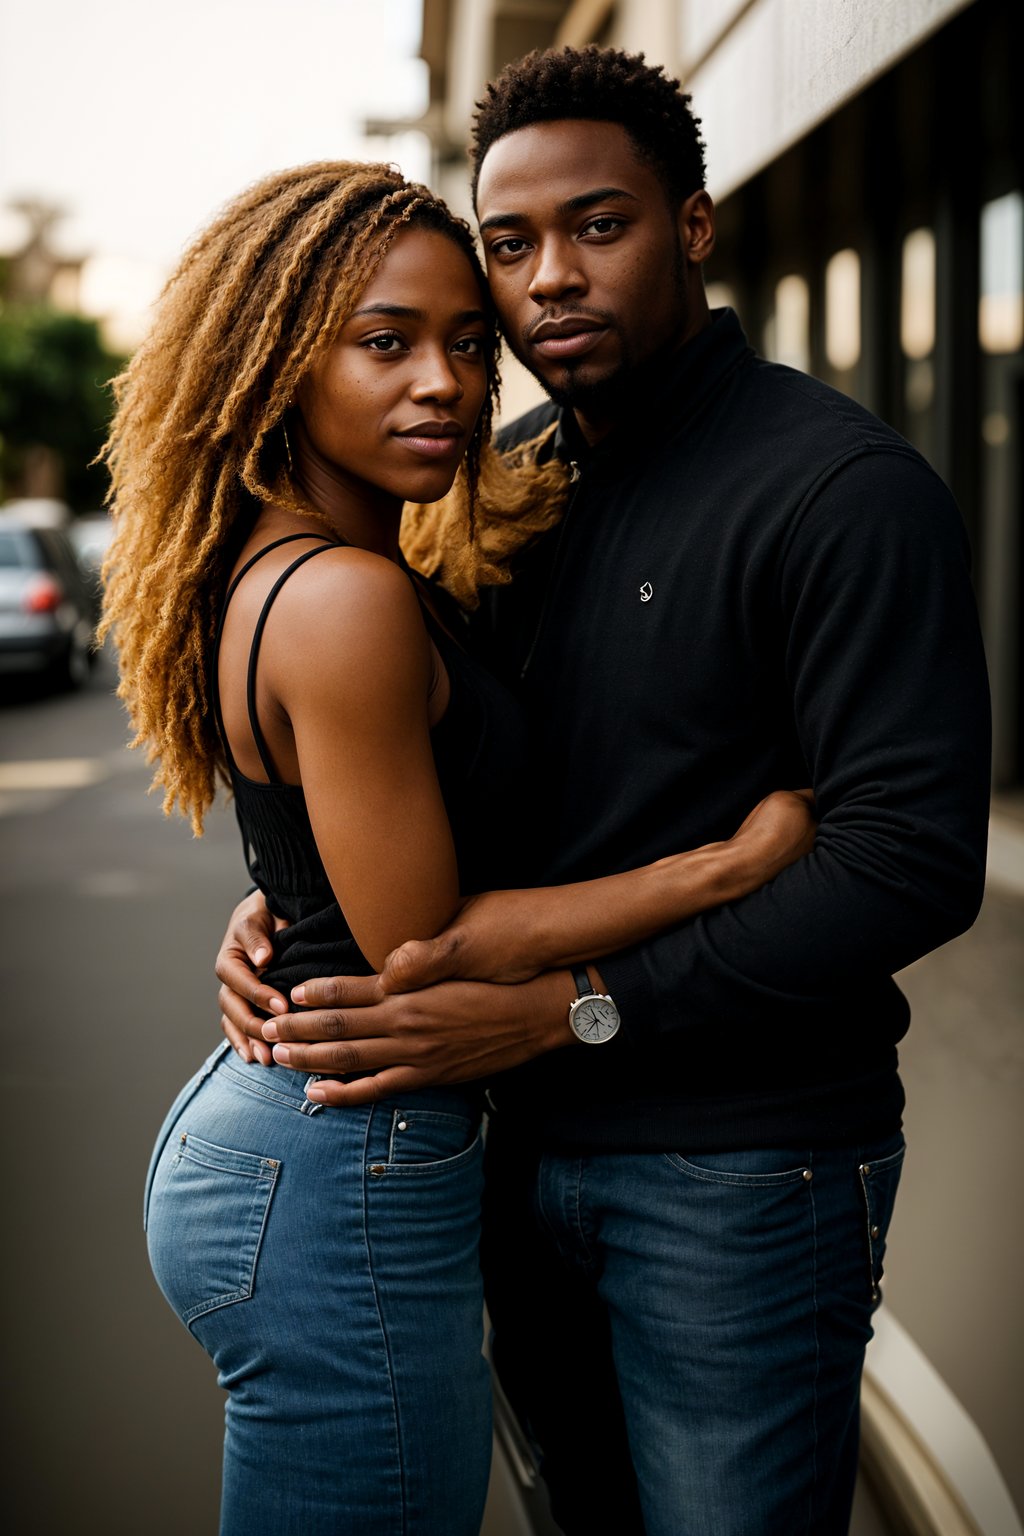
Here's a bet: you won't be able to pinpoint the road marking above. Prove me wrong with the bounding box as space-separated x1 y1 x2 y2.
0 759 110 790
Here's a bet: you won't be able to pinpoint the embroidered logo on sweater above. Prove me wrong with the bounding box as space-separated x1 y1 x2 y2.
640 581 653 602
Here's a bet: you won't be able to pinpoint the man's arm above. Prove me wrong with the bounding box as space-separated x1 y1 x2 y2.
596 449 990 1038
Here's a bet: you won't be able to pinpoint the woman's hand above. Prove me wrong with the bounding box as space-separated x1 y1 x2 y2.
215 890 290 1064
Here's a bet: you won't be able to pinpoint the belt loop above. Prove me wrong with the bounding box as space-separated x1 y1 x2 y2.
300 1074 324 1115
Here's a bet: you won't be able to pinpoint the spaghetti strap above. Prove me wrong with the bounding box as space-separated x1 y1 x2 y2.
212 534 339 783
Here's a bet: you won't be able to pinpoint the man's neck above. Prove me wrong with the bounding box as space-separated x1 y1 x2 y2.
571 307 712 446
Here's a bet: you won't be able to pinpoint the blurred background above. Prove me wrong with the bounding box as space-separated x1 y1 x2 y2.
0 1 1019 1532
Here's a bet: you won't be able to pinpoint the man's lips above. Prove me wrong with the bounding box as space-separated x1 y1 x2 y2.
394 420 466 458
528 316 609 361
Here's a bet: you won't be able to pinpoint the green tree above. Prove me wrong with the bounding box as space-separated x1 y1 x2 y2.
0 305 123 510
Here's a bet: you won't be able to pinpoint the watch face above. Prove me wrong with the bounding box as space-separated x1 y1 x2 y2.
571 995 620 1044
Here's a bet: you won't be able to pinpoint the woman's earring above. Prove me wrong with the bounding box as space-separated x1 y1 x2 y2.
282 418 294 474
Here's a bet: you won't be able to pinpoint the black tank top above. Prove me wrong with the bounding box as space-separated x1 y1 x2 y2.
213 534 528 995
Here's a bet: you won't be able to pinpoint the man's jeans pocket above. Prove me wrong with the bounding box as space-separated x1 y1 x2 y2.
662 1147 813 1186
146 1131 280 1329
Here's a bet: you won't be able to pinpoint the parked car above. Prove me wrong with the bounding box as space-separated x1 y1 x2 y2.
0 521 100 690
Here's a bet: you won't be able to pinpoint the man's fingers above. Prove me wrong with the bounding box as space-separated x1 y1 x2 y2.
289 974 384 1010
264 1001 396 1045
269 1036 420 1076
305 1067 427 1107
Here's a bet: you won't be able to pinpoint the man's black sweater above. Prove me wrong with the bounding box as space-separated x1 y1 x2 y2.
479 309 990 1153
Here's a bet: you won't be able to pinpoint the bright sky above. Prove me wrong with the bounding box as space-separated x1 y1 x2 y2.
0 0 432 346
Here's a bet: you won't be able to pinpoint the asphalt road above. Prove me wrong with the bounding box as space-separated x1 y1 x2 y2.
1 651 244 1534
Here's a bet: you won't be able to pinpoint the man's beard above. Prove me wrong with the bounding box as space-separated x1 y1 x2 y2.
540 349 635 417
526 236 689 421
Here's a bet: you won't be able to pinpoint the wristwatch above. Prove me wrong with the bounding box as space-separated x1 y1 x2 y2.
568 965 621 1045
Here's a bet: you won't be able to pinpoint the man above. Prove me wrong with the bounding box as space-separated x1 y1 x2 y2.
217 47 990 1535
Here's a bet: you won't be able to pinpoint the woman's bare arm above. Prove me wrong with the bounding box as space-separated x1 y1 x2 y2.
258 548 461 972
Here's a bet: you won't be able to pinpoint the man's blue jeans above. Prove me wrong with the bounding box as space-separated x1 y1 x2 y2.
482 1122 904 1536
144 1043 492 1535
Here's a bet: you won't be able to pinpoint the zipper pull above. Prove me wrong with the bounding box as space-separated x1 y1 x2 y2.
569 460 581 484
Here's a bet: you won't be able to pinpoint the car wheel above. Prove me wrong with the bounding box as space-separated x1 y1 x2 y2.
52 631 90 691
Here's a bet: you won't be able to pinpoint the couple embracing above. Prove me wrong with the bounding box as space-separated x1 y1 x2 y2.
103 44 989 1536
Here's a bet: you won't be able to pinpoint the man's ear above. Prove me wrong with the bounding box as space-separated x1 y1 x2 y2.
678 190 715 267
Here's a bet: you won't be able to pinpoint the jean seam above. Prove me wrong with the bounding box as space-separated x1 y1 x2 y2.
361 1105 408 1535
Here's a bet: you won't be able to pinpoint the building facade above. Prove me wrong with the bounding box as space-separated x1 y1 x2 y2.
409 5 1022 1533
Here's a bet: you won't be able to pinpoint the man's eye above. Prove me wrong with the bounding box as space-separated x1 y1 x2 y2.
491 237 529 257
582 217 622 237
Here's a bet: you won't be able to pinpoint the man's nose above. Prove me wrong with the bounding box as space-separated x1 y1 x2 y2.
528 236 587 303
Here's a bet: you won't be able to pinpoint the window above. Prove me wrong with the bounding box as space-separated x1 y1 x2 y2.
979 191 1023 354
825 249 860 371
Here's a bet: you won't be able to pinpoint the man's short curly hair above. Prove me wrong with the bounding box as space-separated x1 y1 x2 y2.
470 46 706 208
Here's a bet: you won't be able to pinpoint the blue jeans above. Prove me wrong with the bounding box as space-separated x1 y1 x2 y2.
144 1043 491 1535
481 1122 905 1536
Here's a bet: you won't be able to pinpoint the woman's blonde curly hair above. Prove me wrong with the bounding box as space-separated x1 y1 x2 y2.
100 161 567 834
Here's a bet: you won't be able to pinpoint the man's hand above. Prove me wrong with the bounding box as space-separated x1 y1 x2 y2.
262 969 577 1105
216 891 290 1065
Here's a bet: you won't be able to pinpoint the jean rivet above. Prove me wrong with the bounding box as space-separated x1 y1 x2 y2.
870 1224 880 1238
397 1121 408 1132
180 1133 187 1144
860 1164 871 1175
265 1159 279 1169
802 1168 812 1181
369 1164 386 1177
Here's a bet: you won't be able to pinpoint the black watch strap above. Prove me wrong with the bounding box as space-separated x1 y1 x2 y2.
572 965 594 997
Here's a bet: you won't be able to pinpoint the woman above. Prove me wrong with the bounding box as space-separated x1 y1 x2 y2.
101 162 813 1535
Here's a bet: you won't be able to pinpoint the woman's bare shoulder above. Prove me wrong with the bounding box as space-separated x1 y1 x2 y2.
263 544 430 694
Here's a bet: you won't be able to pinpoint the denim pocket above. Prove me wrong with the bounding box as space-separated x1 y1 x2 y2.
857 1140 905 1304
663 1147 813 1188
146 1131 280 1329
371 1108 481 1177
